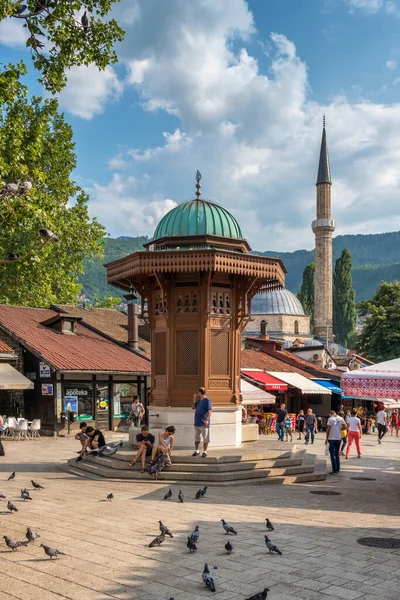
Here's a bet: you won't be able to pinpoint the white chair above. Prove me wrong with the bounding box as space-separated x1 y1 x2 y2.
4 417 18 437
28 419 41 439
16 419 28 440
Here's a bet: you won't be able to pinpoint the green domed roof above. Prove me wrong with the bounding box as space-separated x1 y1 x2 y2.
153 199 243 241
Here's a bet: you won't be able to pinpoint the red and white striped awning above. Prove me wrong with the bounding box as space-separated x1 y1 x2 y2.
341 358 400 400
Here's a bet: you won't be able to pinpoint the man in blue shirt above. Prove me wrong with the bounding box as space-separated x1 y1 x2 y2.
275 403 287 442
192 387 212 457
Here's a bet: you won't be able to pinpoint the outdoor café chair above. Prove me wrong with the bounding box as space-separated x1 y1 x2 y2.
4 416 18 437
16 418 29 440
28 419 41 439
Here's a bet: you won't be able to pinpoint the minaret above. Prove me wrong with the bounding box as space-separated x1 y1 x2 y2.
312 117 335 340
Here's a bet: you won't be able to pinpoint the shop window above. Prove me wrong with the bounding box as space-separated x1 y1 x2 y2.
113 382 138 419
63 383 93 421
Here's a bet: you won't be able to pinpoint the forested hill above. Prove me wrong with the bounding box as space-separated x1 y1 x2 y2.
79 231 400 302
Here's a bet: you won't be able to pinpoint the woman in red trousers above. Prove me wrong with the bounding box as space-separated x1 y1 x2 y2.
345 408 362 459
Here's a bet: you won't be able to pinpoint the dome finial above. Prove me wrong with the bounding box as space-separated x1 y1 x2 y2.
195 170 202 200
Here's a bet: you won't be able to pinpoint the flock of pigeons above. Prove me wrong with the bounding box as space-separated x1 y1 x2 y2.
148 486 283 599
3 472 281 598
2 471 65 559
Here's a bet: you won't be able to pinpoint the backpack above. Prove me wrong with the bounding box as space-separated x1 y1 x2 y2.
147 453 168 480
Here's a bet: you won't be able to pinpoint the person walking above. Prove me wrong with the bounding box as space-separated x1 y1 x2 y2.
275 403 287 442
390 409 399 437
345 408 362 459
192 387 212 457
338 411 347 456
297 410 306 440
325 409 346 475
285 414 293 442
305 408 317 445
376 407 388 444
127 395 145 427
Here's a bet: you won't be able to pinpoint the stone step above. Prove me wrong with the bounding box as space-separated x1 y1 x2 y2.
85 452 306 473
66 455 315 482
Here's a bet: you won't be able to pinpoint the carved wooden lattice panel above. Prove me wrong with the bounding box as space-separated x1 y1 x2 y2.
210 330 230 375
176 330 198 375
155 332 167 375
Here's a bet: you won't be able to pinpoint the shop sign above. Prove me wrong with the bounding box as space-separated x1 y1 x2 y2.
113 413 129 419
64 396 78 412
78 414 92 421
120 384 130 397
42 384 53 396
64 387 90 396
39 362 51 378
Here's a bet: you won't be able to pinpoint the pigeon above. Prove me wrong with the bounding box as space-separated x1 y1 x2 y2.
148 533 165 548
202 563 216 592
3 536 28 551
107 493 114 502
8 253 19 261
20 181 32 192
190 525 200 543
39 228 58 242
265 518 274 531
7 472 15 481
81 11 89 32
0 493 5 499
31 480 44 490
21 489 32 501
178 490 184 503
221 519 237 535
26 527 40 543
89 441 123 457
187 536 197 553
40 544 65 559
163 488 172 500
245 588 270 600
159 521 173 538
195 485 208 499
1 183 19 195
265 535 282 555
225 541 233 554
7 500 17 513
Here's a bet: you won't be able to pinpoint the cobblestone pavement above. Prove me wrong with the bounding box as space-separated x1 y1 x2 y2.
0 431 399 600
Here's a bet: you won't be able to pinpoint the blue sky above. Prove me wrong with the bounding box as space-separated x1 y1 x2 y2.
2 0 400 251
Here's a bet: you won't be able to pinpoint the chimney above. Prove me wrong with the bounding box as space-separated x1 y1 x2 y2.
124 291 139 350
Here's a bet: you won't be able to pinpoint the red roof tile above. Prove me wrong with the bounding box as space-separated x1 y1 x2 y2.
0 340 14 353
52 304 151 357
241 349 313 377
0 305 151 373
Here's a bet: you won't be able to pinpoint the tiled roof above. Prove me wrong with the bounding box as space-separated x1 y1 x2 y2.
241 349 313 378
52 304 151 357
245 338 343 380
0 305 151 373
0 340 14 354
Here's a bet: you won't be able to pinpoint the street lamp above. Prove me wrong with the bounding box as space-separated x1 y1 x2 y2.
0 180 59 263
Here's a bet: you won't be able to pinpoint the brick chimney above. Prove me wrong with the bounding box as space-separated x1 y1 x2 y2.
124 292 139 350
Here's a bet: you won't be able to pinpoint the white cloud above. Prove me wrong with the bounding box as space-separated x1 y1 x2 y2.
344 0 400 16
0 18 28 47
386 60 397 69
58 65 123 120
84 0 400 252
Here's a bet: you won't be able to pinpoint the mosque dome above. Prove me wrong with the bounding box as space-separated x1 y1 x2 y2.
251 288 306 316
153 198 243 241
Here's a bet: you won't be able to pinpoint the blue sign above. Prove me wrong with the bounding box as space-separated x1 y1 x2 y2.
64 396 78 412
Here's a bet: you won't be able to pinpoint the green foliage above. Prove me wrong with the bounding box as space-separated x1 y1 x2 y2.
298 262 314 325
333 249 357 347
357 282 400 362
0 0 124 92
78 236 148 299
260 231 400 295
0 63 105 306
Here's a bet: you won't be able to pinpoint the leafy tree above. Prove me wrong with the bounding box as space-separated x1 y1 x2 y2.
333 248 357 347
0 63 105 306
299 262 315 326
357 282 400 362
0 0 124 92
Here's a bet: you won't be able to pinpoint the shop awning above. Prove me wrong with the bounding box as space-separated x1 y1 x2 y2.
242 370 288 391
240 379 276 405
0 364 34 390
267 372 331 395
341 358 400 400
312 379 343 394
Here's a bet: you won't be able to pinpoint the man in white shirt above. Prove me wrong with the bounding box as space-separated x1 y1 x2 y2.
325 409 345 475
376 408 388 444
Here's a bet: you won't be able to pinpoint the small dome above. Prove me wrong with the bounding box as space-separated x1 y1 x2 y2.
251 288 305 316
304 338 323 347
153 199 243 241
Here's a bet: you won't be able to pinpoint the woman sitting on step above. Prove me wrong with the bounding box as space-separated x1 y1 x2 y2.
151 426 175 466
